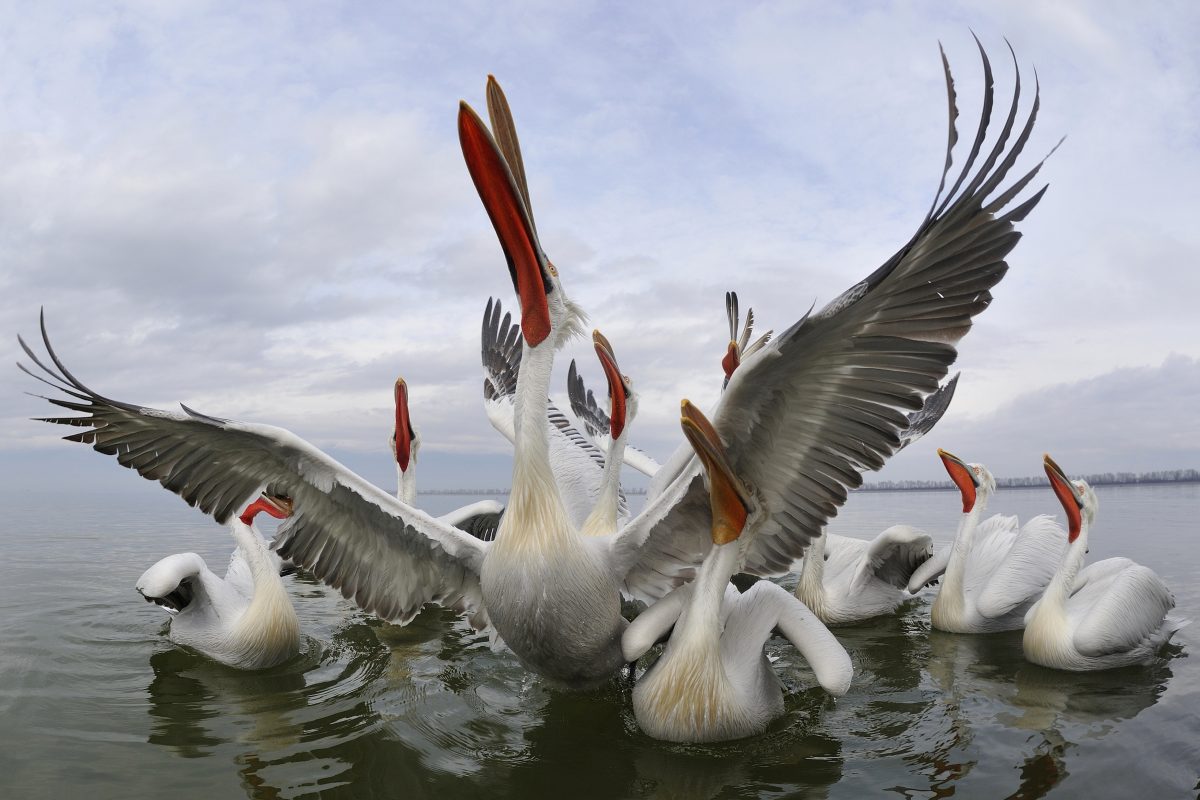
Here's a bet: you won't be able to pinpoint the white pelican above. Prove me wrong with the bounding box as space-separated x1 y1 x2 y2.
1022 456 1188 670
623 401 851 743
482 297 630 525
917 450 1069 633
390 376 504 537
21 43 1053 688
566 290 771 475
136 494 300 670
579 330 637 537
793 527 934 624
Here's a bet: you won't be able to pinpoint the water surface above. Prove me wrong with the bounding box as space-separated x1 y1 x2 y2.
1 484 1196 798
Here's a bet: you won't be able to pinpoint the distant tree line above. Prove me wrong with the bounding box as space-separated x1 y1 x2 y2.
418 470 1198 496
859 468 1200 492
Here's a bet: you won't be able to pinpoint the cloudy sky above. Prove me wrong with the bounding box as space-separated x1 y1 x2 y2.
2 1 1197 499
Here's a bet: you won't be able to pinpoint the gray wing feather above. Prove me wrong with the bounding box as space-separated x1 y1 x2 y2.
20 314 489 629
616 43 1054 594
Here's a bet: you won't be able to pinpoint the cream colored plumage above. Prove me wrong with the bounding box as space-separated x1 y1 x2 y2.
1023 457 1188 671
136 495 300 670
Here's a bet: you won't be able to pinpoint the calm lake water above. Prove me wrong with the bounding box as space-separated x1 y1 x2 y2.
1 483 1196 799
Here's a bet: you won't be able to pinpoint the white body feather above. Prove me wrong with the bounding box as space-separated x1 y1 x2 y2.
137 519 300 670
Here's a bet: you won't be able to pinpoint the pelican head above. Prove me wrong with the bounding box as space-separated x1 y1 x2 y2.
392 377 420 473
1043 455 1099 542
680 400 752 545
593 329 637 440
459 94 584 353
938 448 995 512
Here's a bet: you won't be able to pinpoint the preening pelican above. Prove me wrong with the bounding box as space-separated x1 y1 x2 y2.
20 43 1053 689
624 401 851 743
391 376 504 538
1022 456 1188 670
918 450 1069 633
794 528 934 624
136 494 300 670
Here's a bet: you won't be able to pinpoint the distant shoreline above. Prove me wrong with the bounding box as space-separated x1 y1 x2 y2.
418 470 1199 496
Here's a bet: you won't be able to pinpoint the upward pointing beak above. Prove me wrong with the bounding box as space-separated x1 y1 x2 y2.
721 341 740 381
1044 454 1083 542
938 448 978 513
593 330 627 440
458 100 553 347
680 400 750 545
394 378 413 472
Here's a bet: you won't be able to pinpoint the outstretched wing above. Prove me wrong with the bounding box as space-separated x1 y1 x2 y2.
480 298 628 524
20 314 490 629
898 373 960 450
566 358 661 478
616 42 1055 594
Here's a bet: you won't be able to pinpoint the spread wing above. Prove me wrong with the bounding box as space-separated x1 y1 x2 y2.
898 373 960 449
975 514 1069 617
614 42 1056 593
19 314 490 629
566 358 661 477
480 298 627 524
1070 559 1176 658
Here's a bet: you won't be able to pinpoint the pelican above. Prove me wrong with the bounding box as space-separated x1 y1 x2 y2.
1022 456 1188 670
916 450 1069 633
21 43 1053 688
624 401 851 743
391 376 505 538
720 291 773 389
565 290 771 476
579 330 637 537
482 297 630 525
793 527 934 624
136 494 300 670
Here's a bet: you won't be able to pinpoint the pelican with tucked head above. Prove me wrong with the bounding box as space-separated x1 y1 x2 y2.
137 493 300 670
1022 456 1188 670
623 401 851 743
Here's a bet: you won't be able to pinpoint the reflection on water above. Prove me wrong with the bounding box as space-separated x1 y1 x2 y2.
1 485 1197 798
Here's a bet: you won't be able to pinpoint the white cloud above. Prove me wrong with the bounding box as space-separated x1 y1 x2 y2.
2 1 1197 491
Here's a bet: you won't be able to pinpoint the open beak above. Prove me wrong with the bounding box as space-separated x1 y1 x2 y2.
680 399 750 545
938 448 978 513
458 100 553 347
1044 454 1083 542
593 330 627 440
239 492 294 525
394 377 413 472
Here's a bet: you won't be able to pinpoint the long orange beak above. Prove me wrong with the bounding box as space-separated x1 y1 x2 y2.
394 378 413 472
938 448 978 513
1044 454 1083 542
458 101 552 347
593 330 627 440
680 400 749 545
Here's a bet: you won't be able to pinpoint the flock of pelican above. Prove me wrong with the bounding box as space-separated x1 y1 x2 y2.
17 42 1187 744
